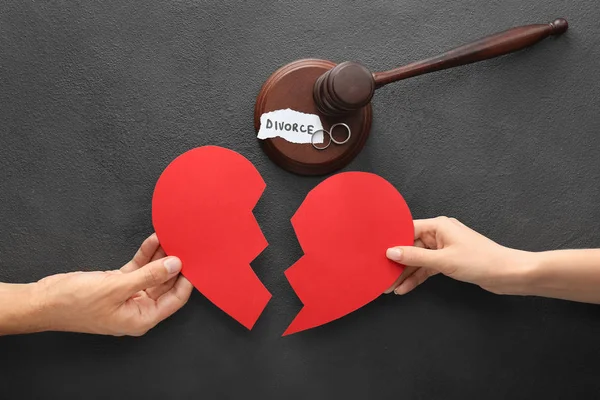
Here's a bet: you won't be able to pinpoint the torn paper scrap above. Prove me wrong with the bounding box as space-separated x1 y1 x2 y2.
257 108 324 144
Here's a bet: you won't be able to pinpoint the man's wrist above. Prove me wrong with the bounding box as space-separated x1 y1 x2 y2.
0 282 49 335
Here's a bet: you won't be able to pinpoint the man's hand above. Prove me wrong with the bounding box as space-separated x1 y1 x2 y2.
1 234 193 336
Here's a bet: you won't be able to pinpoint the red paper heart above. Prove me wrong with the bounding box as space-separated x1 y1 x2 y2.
152 146 271 330
283 172 414 336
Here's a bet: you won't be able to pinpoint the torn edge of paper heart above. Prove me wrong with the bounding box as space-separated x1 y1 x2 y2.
257 108 324 144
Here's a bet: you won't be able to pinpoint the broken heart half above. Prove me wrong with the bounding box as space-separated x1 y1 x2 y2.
152 146 271 330
283 172 414 335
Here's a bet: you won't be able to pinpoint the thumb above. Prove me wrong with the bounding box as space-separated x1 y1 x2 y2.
386 246 445 271
121 256 182 294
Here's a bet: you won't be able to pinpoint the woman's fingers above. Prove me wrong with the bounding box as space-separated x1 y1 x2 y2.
384 239 425 294
384 266 418 294
393 267 439 295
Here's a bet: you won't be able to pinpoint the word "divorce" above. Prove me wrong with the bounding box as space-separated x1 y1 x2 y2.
257 108 324 144
265 119 315 135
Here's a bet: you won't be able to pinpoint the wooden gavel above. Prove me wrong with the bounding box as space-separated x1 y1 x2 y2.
313 18 568 116
255 17 569 176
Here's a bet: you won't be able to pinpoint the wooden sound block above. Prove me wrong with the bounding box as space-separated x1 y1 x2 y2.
254 59 372 176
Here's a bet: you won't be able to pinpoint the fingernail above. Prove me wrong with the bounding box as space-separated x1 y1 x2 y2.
164 257 182 274
386 248 403 261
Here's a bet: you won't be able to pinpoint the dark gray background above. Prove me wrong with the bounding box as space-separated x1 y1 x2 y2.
1 0 599 399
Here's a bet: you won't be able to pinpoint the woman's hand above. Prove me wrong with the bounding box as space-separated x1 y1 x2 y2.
27 234 193 336
385 217 532 296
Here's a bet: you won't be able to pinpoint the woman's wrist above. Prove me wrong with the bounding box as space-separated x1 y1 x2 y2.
497 249 600 304
486 248 541 296
510 251 544 296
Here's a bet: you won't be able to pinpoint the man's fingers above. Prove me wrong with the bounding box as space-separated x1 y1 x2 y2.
153 276 194 323
142 245 169 298
448 217 465 227
121 256 182 294
150 246 167 262
121 234 161 273
145 275 178 300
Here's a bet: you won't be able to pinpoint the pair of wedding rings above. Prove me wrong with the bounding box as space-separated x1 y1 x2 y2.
310 123 351 150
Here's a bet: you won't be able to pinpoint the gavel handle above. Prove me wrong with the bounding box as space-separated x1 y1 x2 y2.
372 18 568 88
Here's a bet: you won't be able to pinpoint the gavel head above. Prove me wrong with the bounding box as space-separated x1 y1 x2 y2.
313 61 375 117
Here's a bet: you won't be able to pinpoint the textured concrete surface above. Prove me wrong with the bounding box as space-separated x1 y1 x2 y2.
1 1 599 399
